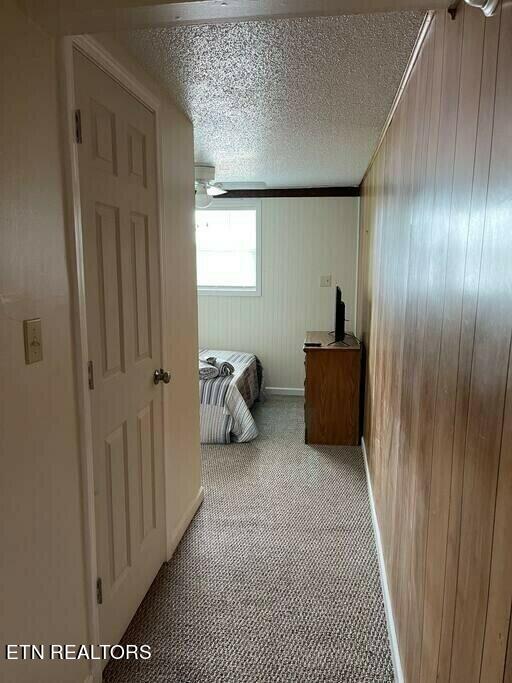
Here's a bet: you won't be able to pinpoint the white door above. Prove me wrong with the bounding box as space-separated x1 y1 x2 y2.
74 50 167 647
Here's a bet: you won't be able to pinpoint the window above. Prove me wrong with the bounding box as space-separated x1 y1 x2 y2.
195 200 261 296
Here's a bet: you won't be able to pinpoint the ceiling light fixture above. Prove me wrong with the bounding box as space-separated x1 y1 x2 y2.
195 182 212 209
464 0 500 16
194 164 227 209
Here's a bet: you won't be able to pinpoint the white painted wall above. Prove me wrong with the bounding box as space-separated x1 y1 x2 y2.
198 197 359 389
1 5 89 682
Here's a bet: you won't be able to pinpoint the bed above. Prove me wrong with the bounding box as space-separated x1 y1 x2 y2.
199 349 263 444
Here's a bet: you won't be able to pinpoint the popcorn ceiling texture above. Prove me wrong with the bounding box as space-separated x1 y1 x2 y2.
119 12 424 186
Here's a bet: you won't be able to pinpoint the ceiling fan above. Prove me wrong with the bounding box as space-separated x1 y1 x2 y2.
195 164 267 208
194 164 227 208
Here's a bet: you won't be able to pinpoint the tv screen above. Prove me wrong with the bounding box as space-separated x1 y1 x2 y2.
334 286 346 342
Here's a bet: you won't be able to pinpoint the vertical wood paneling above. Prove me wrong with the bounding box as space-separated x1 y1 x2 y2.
436 8 502 679
421 8 484 682
198 197 359 388
506 621 512 683
451 3 512 680
481 342 512 680
358 4 512 682
397 27 436 682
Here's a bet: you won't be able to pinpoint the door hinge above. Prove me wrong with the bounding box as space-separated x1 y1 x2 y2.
96 577 103 605
87 360 94 390
74 109 82 144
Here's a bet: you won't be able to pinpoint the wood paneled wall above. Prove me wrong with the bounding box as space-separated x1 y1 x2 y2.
358 4 512 682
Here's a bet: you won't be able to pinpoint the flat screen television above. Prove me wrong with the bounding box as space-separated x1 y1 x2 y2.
334 286 346 342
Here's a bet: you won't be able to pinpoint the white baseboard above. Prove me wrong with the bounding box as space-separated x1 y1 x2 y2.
361 437 404 683
167 486 204 560
265 387 304 396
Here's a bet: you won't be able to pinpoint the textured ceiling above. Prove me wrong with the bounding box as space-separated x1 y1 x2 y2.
119 12 424 187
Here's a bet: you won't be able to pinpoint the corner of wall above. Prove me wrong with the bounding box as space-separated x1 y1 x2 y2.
167 485 204 560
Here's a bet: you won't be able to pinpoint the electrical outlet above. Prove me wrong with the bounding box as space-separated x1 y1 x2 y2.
320 275 332 288
23 318 43 364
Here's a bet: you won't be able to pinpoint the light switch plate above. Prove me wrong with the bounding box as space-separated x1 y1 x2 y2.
320 275 332 288
23 318 43 364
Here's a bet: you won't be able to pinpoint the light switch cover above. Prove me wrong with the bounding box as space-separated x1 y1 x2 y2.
23 318 43 364
320 275 332 288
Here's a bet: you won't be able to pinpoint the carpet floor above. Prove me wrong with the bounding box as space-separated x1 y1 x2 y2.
104 396 394 682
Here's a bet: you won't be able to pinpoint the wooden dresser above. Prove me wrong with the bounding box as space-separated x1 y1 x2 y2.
303 331 361 446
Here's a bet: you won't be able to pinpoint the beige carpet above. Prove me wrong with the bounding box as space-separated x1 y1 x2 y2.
104 395 393 682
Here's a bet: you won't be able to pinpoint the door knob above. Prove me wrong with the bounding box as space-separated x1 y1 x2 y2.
153 368 171 385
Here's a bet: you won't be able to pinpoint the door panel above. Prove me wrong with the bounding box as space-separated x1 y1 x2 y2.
127 125 147 187
137 402 157 541
105 422 131 584
74 49 166 649
91 99 118 174
95 203 124 376
131 212 152 361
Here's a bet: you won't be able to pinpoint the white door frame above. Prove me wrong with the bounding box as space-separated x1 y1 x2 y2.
59 35 168 683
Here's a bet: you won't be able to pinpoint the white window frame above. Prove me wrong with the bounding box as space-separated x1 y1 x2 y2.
196 198 262 297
